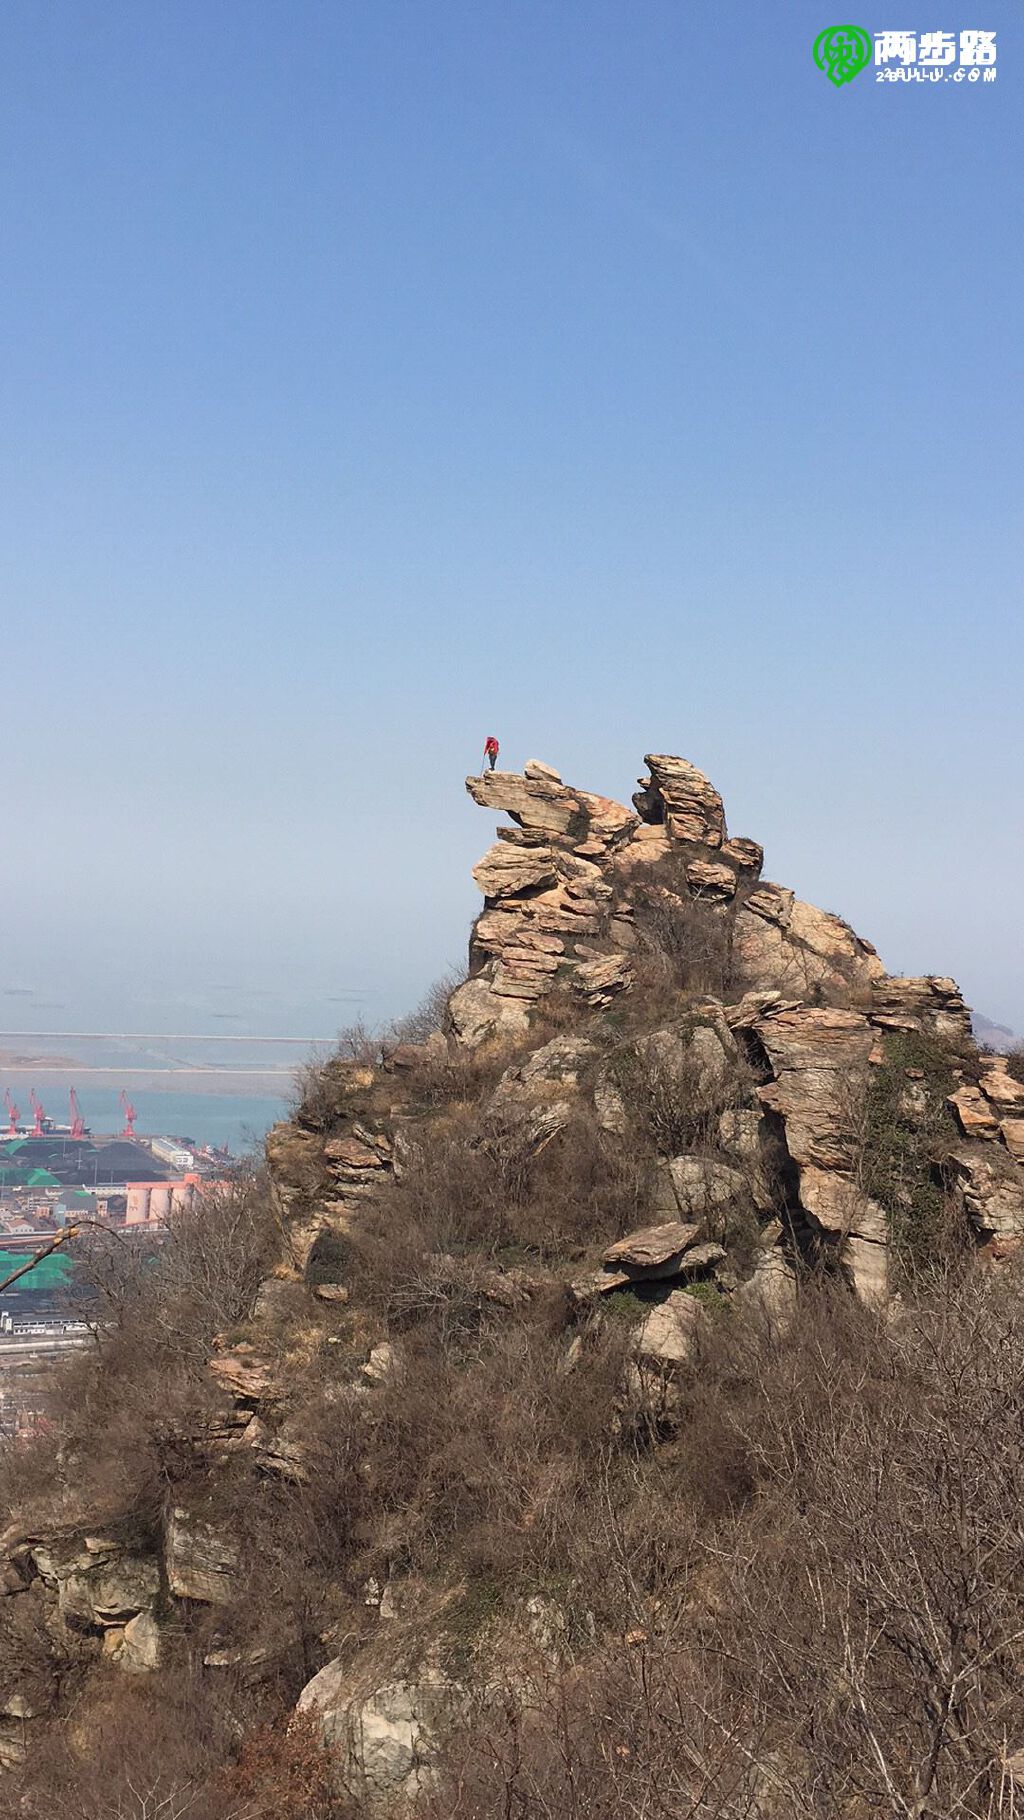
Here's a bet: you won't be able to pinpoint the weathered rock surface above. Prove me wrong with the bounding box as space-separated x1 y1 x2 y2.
633 1288 708 1369
30 1537 160 1630
637 1009 737 1099
634 755 726 847
733 886 884 1002
603 1222 702 1277
105 1611 161 1673
871 976 972 1044
950 1146 1024 1241
298 1657 460 1801
658 1155 749 1221
736 1245 799 1326
493 1035 596 1102
165 1507 241 1605
949 1084 1000 1138
755 1008 874 1169
447 975 531 1046
752 1007 889 1301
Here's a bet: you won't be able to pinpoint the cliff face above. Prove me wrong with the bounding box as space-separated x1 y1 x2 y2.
3 753 1024 1815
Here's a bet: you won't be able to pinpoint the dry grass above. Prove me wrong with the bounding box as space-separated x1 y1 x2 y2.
6 958 1022 1820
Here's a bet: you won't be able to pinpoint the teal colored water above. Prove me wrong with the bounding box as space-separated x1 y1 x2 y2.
1 1083 290 1156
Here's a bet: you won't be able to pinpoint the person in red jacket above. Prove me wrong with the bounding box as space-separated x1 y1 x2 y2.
482 735 500 773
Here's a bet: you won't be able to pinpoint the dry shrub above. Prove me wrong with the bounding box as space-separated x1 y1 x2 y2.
293 1048 375 1132
398 1035 515 1110
4 1174 278 1534
203 1305 646 1647
295 974 475 1127
629 854 738 1001
386 969 467 1046
351 1101 653 1292
612 1025 753 1156
420 1270 1024 1820
842 1030 965 1274
220 1711 346 1819
350 1313 639 1597
11 1663 249 1820
13 1665 355 1819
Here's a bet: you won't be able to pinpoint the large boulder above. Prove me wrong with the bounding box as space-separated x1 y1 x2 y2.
950 1146 1024 1241
798 1167 889 1306
298 1658 460 1803
466 769 634 846
870 975 972 1045
734 886 885 1002
636 1005 738 1103
104 1610 161 1673
736 1246 798 1328
755 1007 874 1169
30 1537 159 1630
493 1034 596 1100
753 1007 890 1302
637 756 727 847
488 1034 597 1148
633 1288 709 1369
446 977 530 1047
656 1155 749 1221
603 1222 702 1278
472 843 558 899
165 1507 241 1605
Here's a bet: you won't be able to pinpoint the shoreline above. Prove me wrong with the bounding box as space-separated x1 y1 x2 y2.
0 1068 294 1098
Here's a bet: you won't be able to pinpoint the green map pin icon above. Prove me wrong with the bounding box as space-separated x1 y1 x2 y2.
813 25 873 85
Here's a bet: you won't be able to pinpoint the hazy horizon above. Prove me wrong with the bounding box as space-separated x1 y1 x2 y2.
4 3 1021 1033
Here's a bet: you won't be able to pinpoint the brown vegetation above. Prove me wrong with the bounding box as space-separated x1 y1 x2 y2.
629 853 742 1003
3 949 1023 1817
421 1272 1024 1820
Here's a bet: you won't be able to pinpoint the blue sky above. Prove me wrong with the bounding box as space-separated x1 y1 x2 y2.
3 1 1022 1038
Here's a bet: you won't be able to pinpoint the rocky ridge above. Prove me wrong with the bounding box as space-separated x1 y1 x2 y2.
446 754 1013 1303
2 751 1023 1809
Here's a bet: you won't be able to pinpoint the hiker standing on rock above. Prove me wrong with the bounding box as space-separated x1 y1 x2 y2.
482 735 499 773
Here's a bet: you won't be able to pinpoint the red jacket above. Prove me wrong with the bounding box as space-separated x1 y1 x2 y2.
484 737 499 756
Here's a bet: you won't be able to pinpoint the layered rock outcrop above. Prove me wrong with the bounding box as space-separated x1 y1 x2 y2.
453 752 1021 1304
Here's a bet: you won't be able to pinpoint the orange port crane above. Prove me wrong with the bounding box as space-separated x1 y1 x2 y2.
69 1089 86 1141
3 1091 19 1139
29 1090 46 1137
119 1090 137 1139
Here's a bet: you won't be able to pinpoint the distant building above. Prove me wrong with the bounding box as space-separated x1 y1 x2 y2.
124 1175 211 1226
150 1137 196 1171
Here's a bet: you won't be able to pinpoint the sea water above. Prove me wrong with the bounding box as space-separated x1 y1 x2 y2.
0 1081 290 1157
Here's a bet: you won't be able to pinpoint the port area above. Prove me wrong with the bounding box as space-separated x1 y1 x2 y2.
0 1130 230 1218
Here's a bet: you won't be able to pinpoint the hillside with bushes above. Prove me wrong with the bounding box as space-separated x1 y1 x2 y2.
2 753 1024 1819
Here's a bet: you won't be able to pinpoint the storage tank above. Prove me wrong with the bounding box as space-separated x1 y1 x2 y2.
125 1185 151 1226
147 1186 173 1224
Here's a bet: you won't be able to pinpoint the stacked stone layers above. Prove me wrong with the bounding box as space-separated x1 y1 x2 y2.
454 752 1021 1296
452 755 765 1046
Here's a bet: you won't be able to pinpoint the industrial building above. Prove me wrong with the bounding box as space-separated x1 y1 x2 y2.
124 1177 203 1225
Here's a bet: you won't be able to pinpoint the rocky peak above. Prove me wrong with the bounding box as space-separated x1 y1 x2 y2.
633 753 728 846
453 753 764 1046
445 751 1014 1303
